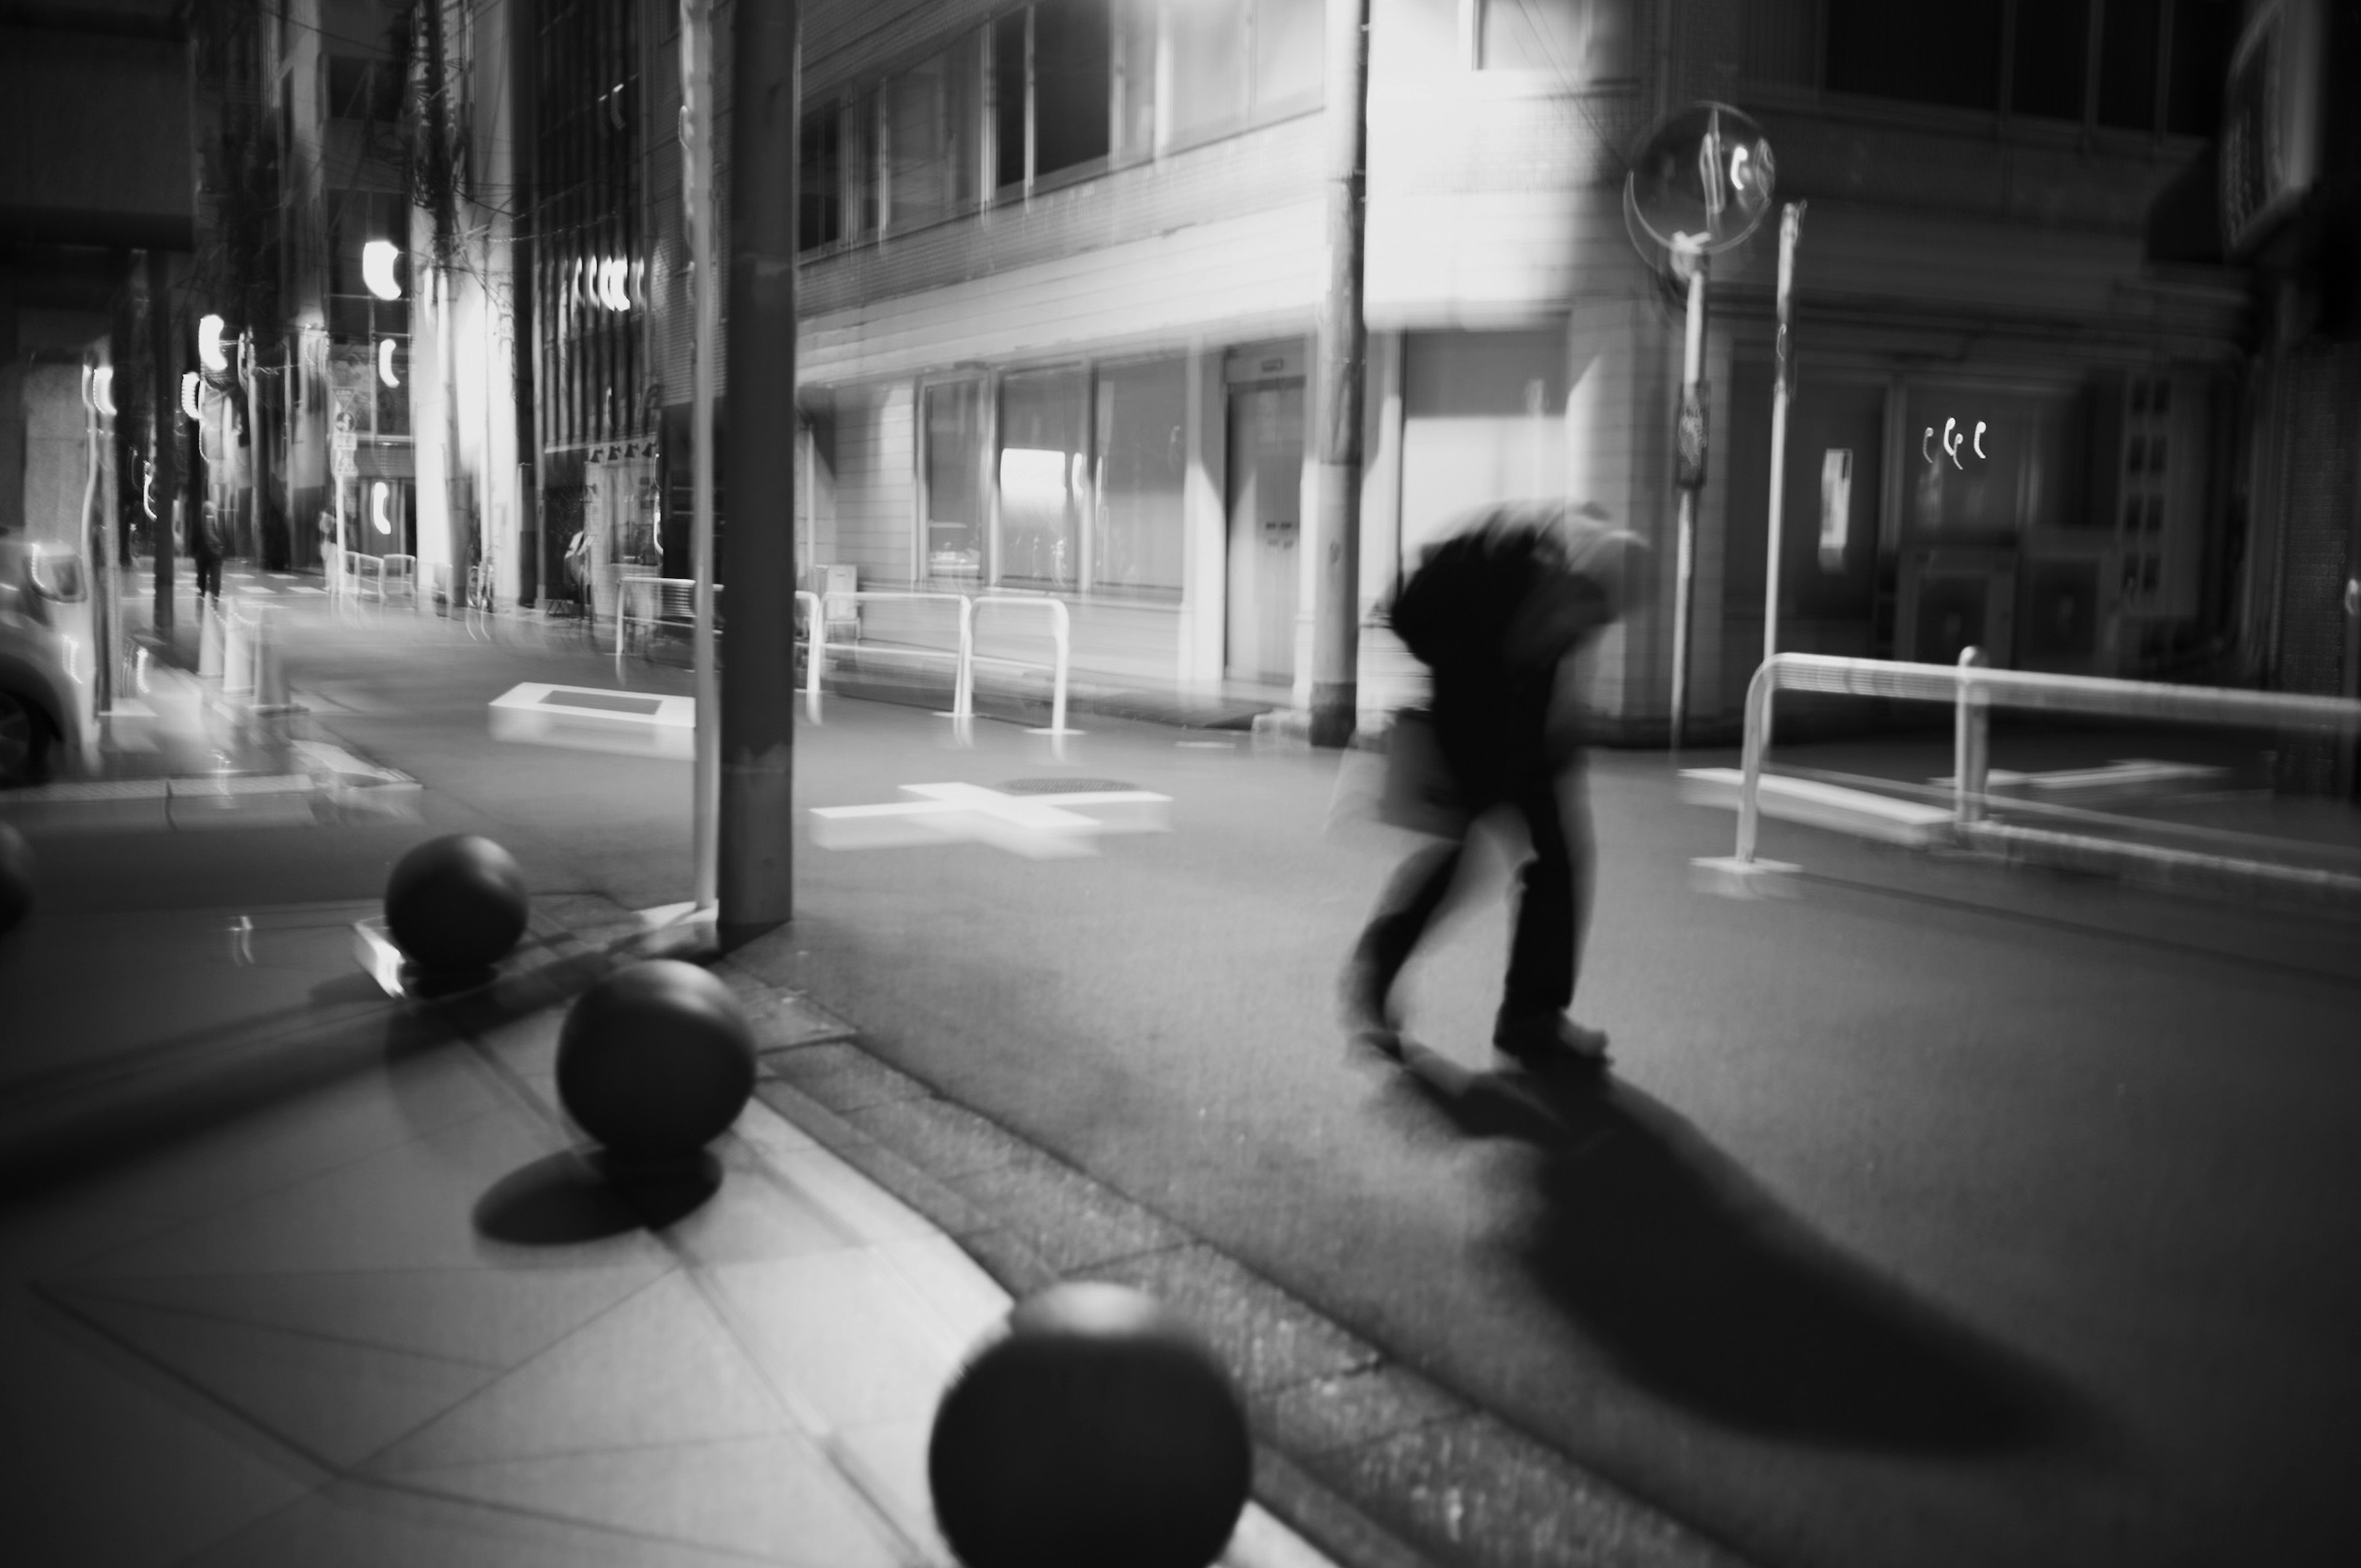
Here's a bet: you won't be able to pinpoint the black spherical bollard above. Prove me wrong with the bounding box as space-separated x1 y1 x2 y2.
555 959 756 1160
928 1281 1252 1568
383 834 529 977
0 823 33 937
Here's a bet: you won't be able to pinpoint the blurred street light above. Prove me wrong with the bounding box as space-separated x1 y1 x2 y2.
378 338 401 388
197 314 229 371
362 240 403 301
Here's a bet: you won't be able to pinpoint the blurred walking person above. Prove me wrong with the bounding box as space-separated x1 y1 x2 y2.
1342 501 1643 1072
189 499 224 600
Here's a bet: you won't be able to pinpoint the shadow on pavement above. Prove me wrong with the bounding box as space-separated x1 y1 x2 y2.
1377 1042 2089 1454
473 1148 722 1243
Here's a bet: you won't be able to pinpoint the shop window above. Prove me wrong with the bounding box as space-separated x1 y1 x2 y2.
999 368 1088 590
887 36 981 231
1035 0 1112 177
1477 0 1632 81
1093 358 1187 601
799 108 842 248
923 382 987 581
1905 390 2084 542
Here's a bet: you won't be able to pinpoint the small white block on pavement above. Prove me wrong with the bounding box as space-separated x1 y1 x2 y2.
810 782 1172 859
489 681 694 759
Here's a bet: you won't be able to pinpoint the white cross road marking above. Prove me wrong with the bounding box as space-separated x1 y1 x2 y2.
810 782 1172 859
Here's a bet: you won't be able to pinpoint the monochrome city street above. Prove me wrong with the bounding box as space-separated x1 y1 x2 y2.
4 3 2359 1567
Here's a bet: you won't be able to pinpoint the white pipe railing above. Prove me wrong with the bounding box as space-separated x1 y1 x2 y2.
1723 651 2361 869
599 580 1081 741
970 594 1072 751
794 590 821 723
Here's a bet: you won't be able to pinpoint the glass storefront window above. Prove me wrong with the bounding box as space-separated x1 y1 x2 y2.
1905 387 2085 542
1093 357 1187 601
923 381 987 581
999 368 1088 590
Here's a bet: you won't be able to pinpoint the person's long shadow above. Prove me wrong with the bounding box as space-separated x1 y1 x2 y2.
1375 1041 2089 1454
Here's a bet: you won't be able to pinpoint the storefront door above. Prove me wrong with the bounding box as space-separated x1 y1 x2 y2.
1224 381 1303 684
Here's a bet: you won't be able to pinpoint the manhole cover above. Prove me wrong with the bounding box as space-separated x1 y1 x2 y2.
998 778 1138 795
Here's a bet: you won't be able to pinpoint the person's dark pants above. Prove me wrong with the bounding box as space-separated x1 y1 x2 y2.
1350 732 1589 1034
194 553 222 598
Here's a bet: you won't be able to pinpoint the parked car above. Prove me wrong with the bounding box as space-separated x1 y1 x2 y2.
0 535 95 786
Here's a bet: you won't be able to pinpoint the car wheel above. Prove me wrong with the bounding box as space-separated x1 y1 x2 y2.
0 690 53 788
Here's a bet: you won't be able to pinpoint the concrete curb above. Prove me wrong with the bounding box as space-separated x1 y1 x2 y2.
720 962 1754 1568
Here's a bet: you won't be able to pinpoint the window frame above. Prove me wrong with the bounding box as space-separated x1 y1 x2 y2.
802 1 1332 259
1464 0 1642 87
1741 0 2228 145
912 352 1192 605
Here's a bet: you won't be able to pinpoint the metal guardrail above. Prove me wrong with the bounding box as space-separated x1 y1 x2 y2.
1707 649 2361 883
969 594 1074 753
598 576 1081 747
781 588 1078 750
614 575 721 678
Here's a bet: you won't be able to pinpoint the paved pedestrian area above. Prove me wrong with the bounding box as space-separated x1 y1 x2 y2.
0 959 1331 1568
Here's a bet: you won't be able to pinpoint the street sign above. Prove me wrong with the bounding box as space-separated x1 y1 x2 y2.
331 431 357 453
332 451 357 479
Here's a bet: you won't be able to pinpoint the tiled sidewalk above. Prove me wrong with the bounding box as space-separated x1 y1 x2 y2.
0 961 1332 1568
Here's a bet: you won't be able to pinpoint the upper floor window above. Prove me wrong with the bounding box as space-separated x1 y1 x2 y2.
323 55 402 122
1474 0 1634 81
1752 0 2234 135
801 1 1328 253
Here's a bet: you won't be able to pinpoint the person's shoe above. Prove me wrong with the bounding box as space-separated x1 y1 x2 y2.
1493 1013 1610 1072
1340 964 1404 1061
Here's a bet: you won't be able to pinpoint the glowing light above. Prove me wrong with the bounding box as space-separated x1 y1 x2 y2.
181 371 202 420
1974 420 1988 460
362 240 403 301
378 337 401 388
143 461 156 519
371 481 394 536
1729 143 1754 193
87 365 116 417
1942 418 1963 470
998 448 1070 510
198 314 229 371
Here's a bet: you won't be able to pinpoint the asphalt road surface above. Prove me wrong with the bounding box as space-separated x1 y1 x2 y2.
216 600 2361 1568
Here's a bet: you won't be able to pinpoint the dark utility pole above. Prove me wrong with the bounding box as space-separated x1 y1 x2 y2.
1307 0 1370 748
146 248 180 638
717 0 800 941
511 0 539 604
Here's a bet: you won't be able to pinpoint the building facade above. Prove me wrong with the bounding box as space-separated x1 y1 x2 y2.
231 2 2349 771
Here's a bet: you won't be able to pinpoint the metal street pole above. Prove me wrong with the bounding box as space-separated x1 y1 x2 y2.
146 248 179 638
715 0 800 941
1307 0 1370 750
681 0 720 914
1761 201 1805 676
1669 242 1707 750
